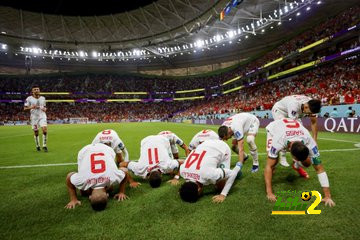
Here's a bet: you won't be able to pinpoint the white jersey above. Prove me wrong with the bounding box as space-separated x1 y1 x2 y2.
128 135 179 179
24 96 47 119
158 131 184 146
180 139 231 185
70 143 125 191
266 119 320 163
272 95 312 120
222 113 260 140
189 129 219 151
92 129 125 154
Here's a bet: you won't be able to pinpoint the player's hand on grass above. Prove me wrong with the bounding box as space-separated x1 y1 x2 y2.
267 193 277 202
212 194 226 203
65 200 81 209
322 197 336 207
129 181 141 188
114 193 129 201
167 178 180 186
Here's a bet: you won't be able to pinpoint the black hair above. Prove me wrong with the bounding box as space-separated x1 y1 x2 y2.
308 99 321 114
149 171 162 188
31 86 40 90
179 181 199 203
290 141 309 162
90 196 108 211
218 126 228 140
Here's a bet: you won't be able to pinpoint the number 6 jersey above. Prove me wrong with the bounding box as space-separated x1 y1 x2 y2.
70 143 125 190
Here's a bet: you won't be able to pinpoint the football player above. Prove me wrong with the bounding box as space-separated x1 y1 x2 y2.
158 131 190 159
92 129 129 164
188 129 219 151
179 139 241 203
24 86 48 152
218 112 260 173
120 135 183 188
272 95 321 167
264 118 335 207
65 143 130 211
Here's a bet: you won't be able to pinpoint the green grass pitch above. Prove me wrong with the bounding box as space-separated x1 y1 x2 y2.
0 122 360 239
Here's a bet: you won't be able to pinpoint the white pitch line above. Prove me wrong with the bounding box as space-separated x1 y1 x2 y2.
1 148 360 170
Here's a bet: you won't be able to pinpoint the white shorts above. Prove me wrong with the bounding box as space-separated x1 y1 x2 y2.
271 107 287 120
31 118 47 130
171 144 179 154
248 118 260 135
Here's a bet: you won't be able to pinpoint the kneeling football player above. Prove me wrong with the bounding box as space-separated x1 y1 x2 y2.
264 118 335 207
158 130 190 159
179 139 241 203
120 135 183 188
92 129 129 164
188 129 219 151
65 142 130 211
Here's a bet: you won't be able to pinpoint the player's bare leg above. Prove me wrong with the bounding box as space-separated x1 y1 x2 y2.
33 128 41 151
247 134 259 173
42 126 48 152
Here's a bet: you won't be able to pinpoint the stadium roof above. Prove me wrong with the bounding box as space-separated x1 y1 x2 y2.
0 0 358 71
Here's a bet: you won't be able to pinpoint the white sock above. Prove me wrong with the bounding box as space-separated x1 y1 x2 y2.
250 150 259 166
34 135 40 147
43 133 47 147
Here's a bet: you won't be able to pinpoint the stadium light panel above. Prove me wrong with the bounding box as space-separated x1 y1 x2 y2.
1 44 7 50
92 51 97 57
306 7 311 11
317 1 321 4
278 22 282 25
245 35 248 39
227 31 234 39
297 12 301 16
261 29 265 33
215 35 221 42
289 18 292 21
79 51 84 57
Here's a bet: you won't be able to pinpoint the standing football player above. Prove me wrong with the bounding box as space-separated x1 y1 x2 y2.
218 112 260 173
65 143 129 211
188 129 219 151
272 95 321 167
24 86 48 152
179 139 240 203
92 129 129 164
120 135 182 188
158 130 190 159
264 118 335 207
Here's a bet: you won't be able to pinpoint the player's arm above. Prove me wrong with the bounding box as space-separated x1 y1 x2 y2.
311 156 335 207
114 170 130 201
180 143 190 156
65 172 81 209
264 156 278 202
310 116 318 143
119 163 141 188
116 153 124 164
237 138 245 164
168 160 184 186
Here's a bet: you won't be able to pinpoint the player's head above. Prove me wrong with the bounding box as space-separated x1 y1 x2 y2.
290 141 311 166
218 126 231 140
89 188 108 211
303 100 321 114
148 170 162 188
31 86 40 96
179 181 202 203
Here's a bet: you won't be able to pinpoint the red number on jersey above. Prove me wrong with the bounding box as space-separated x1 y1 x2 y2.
102 130 112 135
90 153 106 173
282 119 300 128
267 139 272 150
184 151 207 170
148 148 159 165
202 130 210 134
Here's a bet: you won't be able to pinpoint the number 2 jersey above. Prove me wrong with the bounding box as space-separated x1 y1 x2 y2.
266 119 320 164
128 135 179 179
188 129 219 151
180 139 232 185
70 143 125 191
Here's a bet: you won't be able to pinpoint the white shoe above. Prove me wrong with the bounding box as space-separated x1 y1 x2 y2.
280 158 290 167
